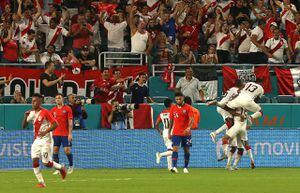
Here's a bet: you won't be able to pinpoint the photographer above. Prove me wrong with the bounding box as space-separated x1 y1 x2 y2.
108 100 139 130
68 94 88 130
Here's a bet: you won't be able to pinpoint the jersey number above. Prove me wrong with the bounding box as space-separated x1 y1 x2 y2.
43 152 48 159
245 83 258 93
163 118 170 129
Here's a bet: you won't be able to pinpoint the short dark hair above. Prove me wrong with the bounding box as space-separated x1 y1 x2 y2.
55 93 64 98
138 73 146 77
184 96 192 105
50 17 59 25
256 78 263 83
27 29 35 35
45 61 54 69
113 69 121 74
164 98 172 108
32 93 43 99
235 79 244 88
102 67 109 72
47 44 56 50
174 92 184 97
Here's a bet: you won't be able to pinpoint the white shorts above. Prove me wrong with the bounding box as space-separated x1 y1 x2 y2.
31 139 53 163
163 130 173 150
226 119 248 141
217 107 232 121
227 94 261 113
229 135 244 148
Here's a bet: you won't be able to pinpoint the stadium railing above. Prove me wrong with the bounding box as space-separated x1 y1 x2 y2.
99 52 147 69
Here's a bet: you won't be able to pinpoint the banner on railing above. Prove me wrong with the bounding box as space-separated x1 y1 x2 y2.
275 67 300 96
222 66 271 93
0 66 148 98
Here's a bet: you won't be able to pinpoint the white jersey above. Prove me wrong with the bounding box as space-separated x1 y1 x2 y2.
131 31 148 53
265 37 288 63
249 26 264 53
220 87 239 105
216 32 231 51
27 108 54 143
158 109 172 150
240 82 264 100
20 35 37 62
238 29 251 53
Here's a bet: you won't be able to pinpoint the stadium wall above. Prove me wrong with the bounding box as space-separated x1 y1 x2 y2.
0 104 300 130
1 130 300 169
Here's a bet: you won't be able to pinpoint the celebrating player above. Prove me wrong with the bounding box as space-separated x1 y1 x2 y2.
155 98 173 170
51 93 74 174
169 92 194 173
22 93 66 188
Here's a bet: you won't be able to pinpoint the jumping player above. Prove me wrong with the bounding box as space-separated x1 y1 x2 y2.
169 92 194 173
22 93 66 188
51 93 74 174
155 98 173 170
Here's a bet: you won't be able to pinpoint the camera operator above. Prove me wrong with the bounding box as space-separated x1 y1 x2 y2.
108 100 139 130
68 94 88 130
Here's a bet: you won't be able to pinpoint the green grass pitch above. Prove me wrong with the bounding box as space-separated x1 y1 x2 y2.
1 168 299 193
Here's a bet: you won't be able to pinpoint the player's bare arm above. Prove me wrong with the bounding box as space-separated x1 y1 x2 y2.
39 122 58 137
184 116 194 135
155 118 163 136
22 111 30 129
168 119 173 139
68 118 73 142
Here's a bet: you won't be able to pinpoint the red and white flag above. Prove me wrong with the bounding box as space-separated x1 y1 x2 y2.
275 67 300 96
222 66 271 93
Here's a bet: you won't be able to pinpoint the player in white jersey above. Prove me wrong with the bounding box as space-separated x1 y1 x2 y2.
22 94 66 188
155 98 173 170
209 80 243 143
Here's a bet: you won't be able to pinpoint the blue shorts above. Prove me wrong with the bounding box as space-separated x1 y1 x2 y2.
172 135 192 148
53 136 72 148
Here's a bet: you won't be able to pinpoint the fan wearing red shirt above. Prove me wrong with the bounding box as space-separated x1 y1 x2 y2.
109 69 127 104
90 68 115 104
168 92 194 174
70 14 94 54
51 93 74 174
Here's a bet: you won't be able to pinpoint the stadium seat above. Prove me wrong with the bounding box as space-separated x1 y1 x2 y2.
257 95 271 103
152 96 169 103
274 95 296 103
2 95 14 103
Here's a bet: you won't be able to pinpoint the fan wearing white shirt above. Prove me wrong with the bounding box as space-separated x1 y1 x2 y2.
249 19 267 64
40 45 64 66
265 28 292 64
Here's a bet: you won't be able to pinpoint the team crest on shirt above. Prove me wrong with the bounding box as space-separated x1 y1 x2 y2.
38 116 42 122
63 110 66 114
53 112 56 117
183 110 187 114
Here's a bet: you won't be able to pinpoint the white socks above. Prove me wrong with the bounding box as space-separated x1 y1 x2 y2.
33 167 45 184
52 161 63 170
251 111 262 119
233 154 242 167
167 156 172 170
247 149 254 162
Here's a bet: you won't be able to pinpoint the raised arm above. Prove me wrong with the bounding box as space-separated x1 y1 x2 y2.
33 0 42 22
129 4 137 36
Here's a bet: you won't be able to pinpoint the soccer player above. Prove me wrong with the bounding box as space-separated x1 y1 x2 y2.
51 93 74 174
169 92 194 173
155 98 173 170
22 93 66 188
209 80 243 143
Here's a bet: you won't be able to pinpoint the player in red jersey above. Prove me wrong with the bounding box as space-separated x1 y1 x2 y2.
22 93 66 188
169 92 194 173
90 68 115 104
51 93 74 174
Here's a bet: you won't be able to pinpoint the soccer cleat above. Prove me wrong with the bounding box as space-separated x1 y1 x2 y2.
217 153 228 162
67 166 74 174
183 168 189 173
53 170 60 175
250 161 255 169
36 183 46 188
60 166 67 180
225 164 234 171
170 167 178 173
210 132 217 143
156 152 161 164
232 165 239 170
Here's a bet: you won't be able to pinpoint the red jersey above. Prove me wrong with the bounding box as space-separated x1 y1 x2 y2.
288 30 300 51
51 105 73 136
109 78 126 103
71 23 93 49
170 103 194 136
27 108 56 140
92 77 114 103
2 40 18 62
179 24 200 51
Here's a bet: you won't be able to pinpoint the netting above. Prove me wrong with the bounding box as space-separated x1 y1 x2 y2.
1 129 300 169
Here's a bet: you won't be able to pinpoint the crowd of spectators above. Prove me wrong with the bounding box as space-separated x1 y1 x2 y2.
0 0 299 69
